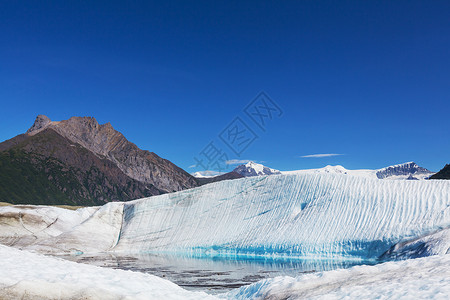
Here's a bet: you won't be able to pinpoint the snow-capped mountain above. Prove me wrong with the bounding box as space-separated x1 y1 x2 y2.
233 161 281 177
191 171 225 178
375 162 433 180
282 162 434 180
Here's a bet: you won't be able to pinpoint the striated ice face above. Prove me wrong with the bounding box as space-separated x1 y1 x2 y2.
114 173 450 260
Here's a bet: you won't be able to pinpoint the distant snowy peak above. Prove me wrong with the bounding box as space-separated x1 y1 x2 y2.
233 161 281 177
376 162 433 180
282 162 434 180
191 171 225 178
314 165 348 174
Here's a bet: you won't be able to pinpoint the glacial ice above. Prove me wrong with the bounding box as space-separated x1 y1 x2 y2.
1 172 448 260
114 173 450 260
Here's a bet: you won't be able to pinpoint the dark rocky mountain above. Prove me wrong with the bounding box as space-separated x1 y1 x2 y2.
195 171 244 185
429 164 450 180
375 162 433 179
0 115 198 206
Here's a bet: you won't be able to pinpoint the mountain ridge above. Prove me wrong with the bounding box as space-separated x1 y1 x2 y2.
25 115 197 192
0 115 198 205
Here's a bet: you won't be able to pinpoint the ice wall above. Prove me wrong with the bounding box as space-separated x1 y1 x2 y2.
114 173 450 259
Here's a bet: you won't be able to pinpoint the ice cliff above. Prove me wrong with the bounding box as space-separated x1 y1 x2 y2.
114 173 450 260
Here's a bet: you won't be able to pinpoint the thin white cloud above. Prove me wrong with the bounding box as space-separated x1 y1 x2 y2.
300 153 343 158
226 159 252 165
188 164 197 168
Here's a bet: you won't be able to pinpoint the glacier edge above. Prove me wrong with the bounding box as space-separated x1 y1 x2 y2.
112 173 450 260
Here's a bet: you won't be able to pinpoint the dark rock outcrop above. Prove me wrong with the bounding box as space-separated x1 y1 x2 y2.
429 164 450 180
195 171 244 185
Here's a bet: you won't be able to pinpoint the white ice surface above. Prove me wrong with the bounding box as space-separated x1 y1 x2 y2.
0 205 97 248
115 173 450 259
381 227 450 260
0 244 216 300
26 202 124 254
224 254 450 300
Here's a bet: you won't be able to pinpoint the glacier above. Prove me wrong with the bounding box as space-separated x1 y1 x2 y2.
113 173 450 260
1 172 448 260
0 172 449 298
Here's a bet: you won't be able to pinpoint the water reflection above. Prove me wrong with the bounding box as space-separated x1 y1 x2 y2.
57 252 373 294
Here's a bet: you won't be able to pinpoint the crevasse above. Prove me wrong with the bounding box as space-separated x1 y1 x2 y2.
113 173 450 259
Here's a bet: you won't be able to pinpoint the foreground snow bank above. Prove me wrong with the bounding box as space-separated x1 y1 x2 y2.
225 254 450 300
0 244 216 300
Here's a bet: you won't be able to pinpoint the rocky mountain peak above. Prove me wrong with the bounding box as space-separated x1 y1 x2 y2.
23 115 197 192
26 115 52 135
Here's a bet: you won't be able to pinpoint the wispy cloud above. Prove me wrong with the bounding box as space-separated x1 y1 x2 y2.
188 164 197 168
300 153 343 158
226 159 252 165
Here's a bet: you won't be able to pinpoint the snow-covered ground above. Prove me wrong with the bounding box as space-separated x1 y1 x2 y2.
0 244 448 299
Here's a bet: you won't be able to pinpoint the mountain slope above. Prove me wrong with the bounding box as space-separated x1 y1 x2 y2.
0 128 162 205
0 115 198 205
26 115 197 192
429 164 450 180
195 171 244 185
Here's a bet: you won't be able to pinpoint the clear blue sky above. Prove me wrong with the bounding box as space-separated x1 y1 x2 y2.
0 1 449 172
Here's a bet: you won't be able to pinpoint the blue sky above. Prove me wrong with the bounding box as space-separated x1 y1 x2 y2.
0 1 449 172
